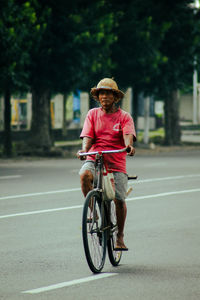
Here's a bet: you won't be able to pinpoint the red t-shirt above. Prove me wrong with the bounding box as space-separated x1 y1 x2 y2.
80 107 136 173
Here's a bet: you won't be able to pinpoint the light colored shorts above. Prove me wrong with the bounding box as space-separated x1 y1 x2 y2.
79 161 128 202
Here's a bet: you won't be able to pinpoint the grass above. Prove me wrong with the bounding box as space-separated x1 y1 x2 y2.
137 128 165 144
54 139 82 146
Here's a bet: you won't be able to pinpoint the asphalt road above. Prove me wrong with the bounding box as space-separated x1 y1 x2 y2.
0 149 200 300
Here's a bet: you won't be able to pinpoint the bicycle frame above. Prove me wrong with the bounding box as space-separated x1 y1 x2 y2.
94 153 104 191
93 153 111 235
80 147 136 273
80 149 127 235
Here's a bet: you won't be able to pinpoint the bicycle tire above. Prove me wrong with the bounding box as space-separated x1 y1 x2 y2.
82 190 107 273
107 200 122 266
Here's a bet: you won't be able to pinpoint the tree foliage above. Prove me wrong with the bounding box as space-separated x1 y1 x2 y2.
0 0 37 155
109 0 198 144
1 0 200 155
0 0 37 92
27 0 116 149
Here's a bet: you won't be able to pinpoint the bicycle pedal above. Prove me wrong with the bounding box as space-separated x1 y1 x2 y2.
126 187 133 196
128 175 138 180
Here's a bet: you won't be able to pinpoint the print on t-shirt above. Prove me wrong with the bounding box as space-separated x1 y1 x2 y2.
113 123 122 131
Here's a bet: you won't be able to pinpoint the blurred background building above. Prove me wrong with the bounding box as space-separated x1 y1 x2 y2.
0 89 199 135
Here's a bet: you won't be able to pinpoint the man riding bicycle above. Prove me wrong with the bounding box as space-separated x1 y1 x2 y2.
77 78 136 251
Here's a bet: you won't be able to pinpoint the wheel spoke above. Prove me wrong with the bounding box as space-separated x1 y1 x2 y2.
82 190 106 273
107 200 122 266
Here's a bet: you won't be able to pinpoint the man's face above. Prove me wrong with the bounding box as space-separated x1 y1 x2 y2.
98 89 115 112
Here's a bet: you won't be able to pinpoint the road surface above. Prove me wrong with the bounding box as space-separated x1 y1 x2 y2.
0 149 200 299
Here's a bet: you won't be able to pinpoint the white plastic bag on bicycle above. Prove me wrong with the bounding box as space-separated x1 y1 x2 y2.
103 170 115 201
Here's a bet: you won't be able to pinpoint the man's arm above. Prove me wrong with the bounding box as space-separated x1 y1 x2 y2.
82 137 93 152
123 134 135 156
77 137 93 160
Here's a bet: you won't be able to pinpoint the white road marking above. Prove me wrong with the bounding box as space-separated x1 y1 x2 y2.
0 205 83 219
126 188 200 202
22 273 117 294
0 188 81 201
1 188 200 220
0 175 22 180
128 173 200 185
1 174 200 201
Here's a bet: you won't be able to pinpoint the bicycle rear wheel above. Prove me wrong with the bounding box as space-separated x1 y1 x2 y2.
82 190 107 273
107 200 122 266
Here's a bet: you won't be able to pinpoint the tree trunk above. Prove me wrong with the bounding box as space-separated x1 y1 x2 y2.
29 87 52 151
164 90 181 145
132 85 139 133
3 88 12 157
62 94 67 137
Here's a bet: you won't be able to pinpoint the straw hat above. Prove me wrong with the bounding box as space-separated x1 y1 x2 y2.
90 78 124 102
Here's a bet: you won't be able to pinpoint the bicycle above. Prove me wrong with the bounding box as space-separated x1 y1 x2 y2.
79 147 137 273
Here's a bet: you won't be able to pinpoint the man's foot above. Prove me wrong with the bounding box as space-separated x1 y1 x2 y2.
114 241 128 251
114 234 128 251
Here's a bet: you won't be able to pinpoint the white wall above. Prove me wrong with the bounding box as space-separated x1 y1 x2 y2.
51 94 64 129
179 94 193 121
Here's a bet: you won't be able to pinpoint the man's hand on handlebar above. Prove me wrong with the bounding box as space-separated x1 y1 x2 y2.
76 150 86 160
126 145 135 156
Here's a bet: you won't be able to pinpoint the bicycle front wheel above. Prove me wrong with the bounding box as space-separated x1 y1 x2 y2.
82 190 107 273
107 200 122 266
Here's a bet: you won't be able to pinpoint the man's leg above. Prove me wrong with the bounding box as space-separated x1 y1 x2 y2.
80 170 99 219
114 199 128 250
113 172 128 250
80 170 93 197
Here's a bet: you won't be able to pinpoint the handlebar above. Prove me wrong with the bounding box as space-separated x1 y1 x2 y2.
79 147 130 157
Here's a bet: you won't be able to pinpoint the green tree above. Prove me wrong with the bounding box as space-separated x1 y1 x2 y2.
28 0 116 151
0 0 36 156
109 0 197 145
152 0 196 145
109 0 167 125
